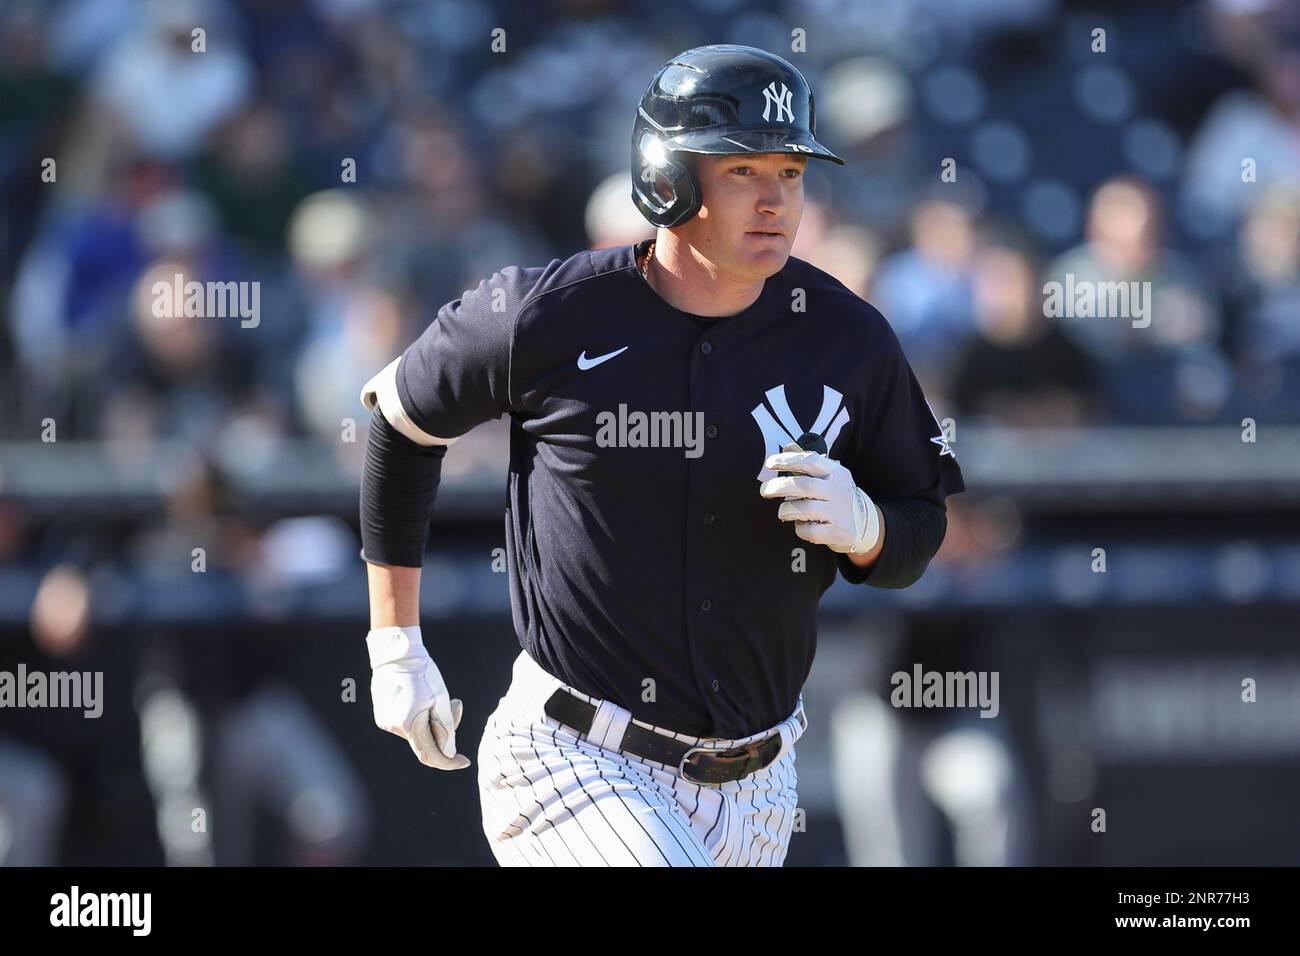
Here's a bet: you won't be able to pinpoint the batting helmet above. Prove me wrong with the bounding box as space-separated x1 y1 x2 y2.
631 44 845 228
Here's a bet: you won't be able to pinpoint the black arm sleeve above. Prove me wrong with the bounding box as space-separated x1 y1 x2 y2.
360 407 447 568
836 496 948 589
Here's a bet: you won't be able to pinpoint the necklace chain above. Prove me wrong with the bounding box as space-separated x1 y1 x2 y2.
641 240 655 282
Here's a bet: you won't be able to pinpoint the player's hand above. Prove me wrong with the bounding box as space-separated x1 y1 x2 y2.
367 625 471 771
759 443 881 554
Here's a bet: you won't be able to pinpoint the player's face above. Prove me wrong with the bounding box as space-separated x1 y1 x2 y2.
681 152 807 279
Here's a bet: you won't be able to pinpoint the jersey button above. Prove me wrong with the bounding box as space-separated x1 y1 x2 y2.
700 599 712 612
700 341 713 355
712 679 720 692
705 424 718 439
703 512 716 526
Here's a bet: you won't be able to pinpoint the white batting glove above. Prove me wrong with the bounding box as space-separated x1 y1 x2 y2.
367 625 470 771
759 443 882 555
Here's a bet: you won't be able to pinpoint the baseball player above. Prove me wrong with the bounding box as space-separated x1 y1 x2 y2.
359 44 965 867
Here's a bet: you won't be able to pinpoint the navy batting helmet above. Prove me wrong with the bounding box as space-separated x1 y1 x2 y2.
631 44 844 228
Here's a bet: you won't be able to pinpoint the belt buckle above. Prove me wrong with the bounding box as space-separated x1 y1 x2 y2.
677 739 766 786
677 745 715 785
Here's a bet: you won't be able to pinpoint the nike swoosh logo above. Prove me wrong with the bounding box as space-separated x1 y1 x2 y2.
577 346 629 371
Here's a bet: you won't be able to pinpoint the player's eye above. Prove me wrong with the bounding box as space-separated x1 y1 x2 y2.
730 165 752 175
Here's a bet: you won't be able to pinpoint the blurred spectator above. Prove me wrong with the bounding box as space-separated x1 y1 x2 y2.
0 737 68 866
286 190 405 442
1222 181 1300 362
6 158 164 436
1 560 164 866
92 187 257 444
816 55 920 237
193 101 322 258
1048 177 1229 421
372 109 552 299
1050 177 1218 360
0 1 77 292
89 0 253 162
1182 48 1300 239
873 195 979 391
125 451 257 575
1204 0 1299 73
0 563 89 866
585 170 654 249
951 240 1099 426
1218 181 1300 418
803 223 883 302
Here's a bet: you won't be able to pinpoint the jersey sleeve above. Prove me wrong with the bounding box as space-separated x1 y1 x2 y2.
359 266 543 445
840 320 966 506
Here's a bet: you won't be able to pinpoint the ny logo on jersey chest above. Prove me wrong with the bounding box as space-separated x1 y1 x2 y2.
750 384 849 481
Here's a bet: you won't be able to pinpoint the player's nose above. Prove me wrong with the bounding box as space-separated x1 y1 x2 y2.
755 183 784 209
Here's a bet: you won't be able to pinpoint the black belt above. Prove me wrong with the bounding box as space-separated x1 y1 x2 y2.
543 687 805 786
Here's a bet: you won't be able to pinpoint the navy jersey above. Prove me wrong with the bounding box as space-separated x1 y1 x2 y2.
372 239 964 739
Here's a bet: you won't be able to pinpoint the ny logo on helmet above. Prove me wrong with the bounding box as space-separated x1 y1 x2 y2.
761 82 794 124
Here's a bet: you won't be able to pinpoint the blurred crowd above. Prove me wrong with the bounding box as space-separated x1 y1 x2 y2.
1 0 1299 459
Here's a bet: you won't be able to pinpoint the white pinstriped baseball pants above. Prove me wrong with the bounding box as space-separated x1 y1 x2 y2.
477 650 805 867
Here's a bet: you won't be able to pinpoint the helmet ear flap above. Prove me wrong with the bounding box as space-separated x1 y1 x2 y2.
652 155 700 228
632 130 702 228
